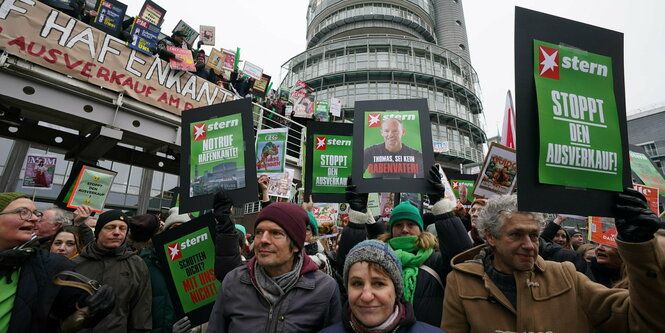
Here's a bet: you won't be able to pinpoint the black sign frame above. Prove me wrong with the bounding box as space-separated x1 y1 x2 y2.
304 121 353 203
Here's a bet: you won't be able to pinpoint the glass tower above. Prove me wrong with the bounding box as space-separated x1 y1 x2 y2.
281 0 486 168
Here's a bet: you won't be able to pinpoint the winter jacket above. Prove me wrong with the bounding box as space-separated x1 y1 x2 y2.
442 239 665 332
319 302 443 333
73 242 152 332
139 246 176 333
207 255 342 333
538 237 592 278
336 211 471 327
587 256 622 287
156 36 189 61
6 248 87 333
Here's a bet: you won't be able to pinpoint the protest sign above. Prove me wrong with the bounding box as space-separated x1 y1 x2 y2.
450 174 477 207
338 202 350 227
252 74 271 95
353 99 434 194
23 155 57 189
255 128 288 173
314 101 330 121
179 99 257 213
367 194 380 218
127 17 161 56
199 25 215 46
66 165 117 212
312 203 340 236
473 143 517 198
588 216 617 248
173 20 199 45
629 145 665 193
290 80 314 118
515 7 629 217
153 213 219 326
305 122 353 203
168 46 196 71
434 165 457 208
139 0 166 26
0 0 236 115
330 98 342 117
221 49 236 71
379 192 395 218
632 183 659 214
92 0 127 37
242 61 263 80
205 49 225 75
266 168 295 199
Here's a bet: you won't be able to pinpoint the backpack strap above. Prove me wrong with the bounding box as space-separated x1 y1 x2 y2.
420 264 444 290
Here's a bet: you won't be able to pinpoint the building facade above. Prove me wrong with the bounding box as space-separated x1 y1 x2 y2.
281 0 486 169
627 106 665 175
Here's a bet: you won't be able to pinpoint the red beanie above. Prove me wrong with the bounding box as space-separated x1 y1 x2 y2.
255 202 307 250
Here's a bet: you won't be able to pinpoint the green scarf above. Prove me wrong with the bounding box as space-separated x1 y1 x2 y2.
388 236 433 302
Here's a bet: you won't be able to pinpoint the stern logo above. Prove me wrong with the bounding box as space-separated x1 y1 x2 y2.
167 242 182 261
315 136 327 150
193 123 207 141
538 45 559 80
368 113 381 127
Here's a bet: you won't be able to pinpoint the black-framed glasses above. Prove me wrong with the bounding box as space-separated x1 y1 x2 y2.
0 208 43 221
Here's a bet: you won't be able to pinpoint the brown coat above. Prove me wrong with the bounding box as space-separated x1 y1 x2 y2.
442 239 665 333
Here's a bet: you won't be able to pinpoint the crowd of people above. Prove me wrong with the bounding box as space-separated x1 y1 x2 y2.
2 163 665 332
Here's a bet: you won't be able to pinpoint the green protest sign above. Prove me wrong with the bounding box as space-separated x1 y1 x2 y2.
534 39 622 191
451 179 475 206
312 134 352 194
153 213 219 326
255 128 288 173
362 110 424 179
314 101 330 121
629 150 665 193
66 165 117 212
190 113 245 197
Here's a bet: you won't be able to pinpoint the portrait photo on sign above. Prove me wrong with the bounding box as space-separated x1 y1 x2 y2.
352 99 434 194
473 142 517 198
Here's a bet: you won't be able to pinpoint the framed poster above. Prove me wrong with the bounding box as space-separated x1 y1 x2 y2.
252 74 271 94
450 174 477 208
199 25 215 46
205 48 225 75
473 143 517 199
92 0 127 37
126 17 161 56
179 98 257 213
515 7 630 217
221 49 235 71
329 98 342 117
173 20 200 45
312 202 340 236
352 99 435 194
23 155 57 189
265 168 294 199
139 0 166 26
66 165 117 212
242 61 263 80
153 213 219 327
168 46 196 71
304 122 353 203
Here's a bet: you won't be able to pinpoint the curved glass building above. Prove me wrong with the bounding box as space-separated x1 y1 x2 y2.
281 0 486 168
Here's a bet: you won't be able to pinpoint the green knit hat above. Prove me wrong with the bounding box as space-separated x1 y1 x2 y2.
306 211 319 236
0 192 28 212
389 202 423 231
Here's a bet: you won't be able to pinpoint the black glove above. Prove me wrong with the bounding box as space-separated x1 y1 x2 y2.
214 190 235 233
427 165 445 204
345 177 368 213
80 285 115 327
173 316 192 333
614 187 659 243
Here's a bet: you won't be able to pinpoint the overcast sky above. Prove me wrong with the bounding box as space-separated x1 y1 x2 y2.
132 0 665 138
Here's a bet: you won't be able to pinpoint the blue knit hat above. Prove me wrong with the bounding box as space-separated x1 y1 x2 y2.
343 240 403 299
389 202 423 231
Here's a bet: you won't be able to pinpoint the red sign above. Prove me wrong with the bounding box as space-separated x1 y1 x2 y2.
588 216 617 248
632 183 659 214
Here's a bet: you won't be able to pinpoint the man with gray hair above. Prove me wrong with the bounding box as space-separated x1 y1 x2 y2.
36 207 71 238
442 190 665 332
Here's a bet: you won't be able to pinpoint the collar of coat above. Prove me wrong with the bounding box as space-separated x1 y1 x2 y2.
451 244 547 276
244 253 320 288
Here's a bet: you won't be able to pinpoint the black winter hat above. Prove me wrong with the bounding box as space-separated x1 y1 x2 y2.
95 210 129 238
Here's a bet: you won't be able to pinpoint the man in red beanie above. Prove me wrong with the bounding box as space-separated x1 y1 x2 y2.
208 200 341 333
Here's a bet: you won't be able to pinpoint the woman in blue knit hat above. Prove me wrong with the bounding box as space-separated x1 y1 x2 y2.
338 167 472 327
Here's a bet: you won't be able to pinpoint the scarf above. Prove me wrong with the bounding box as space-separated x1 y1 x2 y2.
388 236 433 302
254 252 304 305
349 303 404 333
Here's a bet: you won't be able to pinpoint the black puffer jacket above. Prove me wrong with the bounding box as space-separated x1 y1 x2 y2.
5 248 88 333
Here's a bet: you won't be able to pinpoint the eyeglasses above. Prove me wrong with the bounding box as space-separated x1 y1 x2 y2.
0 207 43 221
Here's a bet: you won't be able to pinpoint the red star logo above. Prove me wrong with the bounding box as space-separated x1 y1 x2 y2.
538 45 559 80
168 242 182 261
368 113 381 127
193 123 207 141
452 181 459 189
315 136 327 150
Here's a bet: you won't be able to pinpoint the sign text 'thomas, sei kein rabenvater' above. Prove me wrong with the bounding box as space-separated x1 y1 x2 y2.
534 39 622 192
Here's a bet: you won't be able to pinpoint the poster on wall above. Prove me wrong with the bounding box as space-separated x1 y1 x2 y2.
23 155 57 189
515 7 629 217
66 165 117 212
352 99 434 194
179 99 257 213
153 213 219 327
473 143 517 198
139 0 166 26
255 128 288 173
92 0 128 37
126 17 161 56
304 122 353 203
